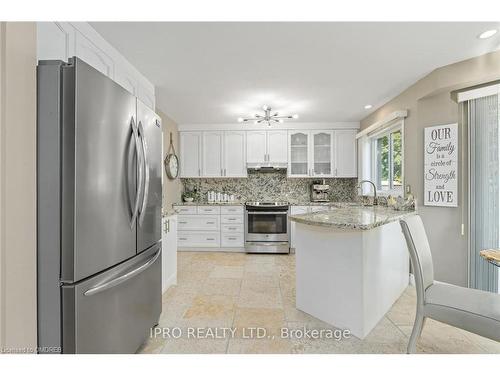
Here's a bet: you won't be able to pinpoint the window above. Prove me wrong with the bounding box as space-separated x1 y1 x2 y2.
372 128 403 193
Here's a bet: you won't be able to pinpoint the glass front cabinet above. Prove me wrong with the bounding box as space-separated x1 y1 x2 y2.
288 130 336 177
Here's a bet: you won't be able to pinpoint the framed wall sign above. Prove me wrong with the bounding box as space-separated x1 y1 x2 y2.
424 123 458 207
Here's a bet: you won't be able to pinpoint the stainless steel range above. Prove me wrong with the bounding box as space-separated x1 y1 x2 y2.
245 202 290 254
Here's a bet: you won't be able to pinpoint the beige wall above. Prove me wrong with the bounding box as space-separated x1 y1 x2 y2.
0 22 37 351
361 50 500 287
159 110 182 211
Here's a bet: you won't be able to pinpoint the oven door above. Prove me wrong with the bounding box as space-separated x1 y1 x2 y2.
245 210 289 242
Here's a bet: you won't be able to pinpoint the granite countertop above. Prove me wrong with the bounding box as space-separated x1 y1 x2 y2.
289 204 416 230
172 201 354 207
172 202 244 206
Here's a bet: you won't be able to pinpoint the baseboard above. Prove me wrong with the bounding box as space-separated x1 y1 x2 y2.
178 247 245 253
162 272 177 294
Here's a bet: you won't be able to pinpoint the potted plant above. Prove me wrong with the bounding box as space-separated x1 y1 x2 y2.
182 190 196 203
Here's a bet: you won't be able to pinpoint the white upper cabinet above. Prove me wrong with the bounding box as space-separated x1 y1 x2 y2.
267 130 288 164
335 129 357 177
246 130 287 164
246 131 267 164
288 131 310 177
202 131 224 177
74 32 114 78
288 130 356 178
36 22 156 110
179 127 357 179
180 132 202 177
224 131 247 177
311 130 334 177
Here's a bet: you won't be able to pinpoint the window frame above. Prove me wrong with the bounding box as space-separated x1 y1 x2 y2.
369 122 404 196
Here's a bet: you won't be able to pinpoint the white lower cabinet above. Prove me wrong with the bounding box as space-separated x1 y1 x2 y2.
221 233 244 247
162 215 177 293
178 231 221 248
221 224 244 233
177 205 244 250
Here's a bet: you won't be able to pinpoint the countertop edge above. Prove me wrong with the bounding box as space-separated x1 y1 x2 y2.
290 209 417 231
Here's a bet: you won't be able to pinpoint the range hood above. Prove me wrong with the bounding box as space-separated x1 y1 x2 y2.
247 163 287 172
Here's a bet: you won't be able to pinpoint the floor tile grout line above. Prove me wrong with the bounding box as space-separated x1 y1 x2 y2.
224 277 241 354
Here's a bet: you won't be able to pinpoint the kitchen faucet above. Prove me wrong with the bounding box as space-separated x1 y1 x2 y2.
357 180 378 205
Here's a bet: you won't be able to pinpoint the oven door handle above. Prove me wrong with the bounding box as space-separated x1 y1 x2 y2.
246 211 288 215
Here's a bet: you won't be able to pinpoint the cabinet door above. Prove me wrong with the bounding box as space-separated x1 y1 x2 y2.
224 131 247 177
246 131 267 164
202 131 223 177
335 130 357 177
267 130 288 163
180 132 202 177
311 131 334 177
74 31 114 78
288 131 310 177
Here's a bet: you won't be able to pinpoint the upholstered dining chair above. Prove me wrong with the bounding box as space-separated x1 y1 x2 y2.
399 215 500 354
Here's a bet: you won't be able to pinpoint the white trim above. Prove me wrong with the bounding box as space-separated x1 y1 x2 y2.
457 83 500 103
178 121 359 132
356 110 408 139
368 120 404 196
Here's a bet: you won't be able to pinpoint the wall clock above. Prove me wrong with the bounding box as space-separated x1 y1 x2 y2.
164 132 179 180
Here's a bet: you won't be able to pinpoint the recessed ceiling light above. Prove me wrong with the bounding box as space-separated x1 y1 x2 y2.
478 29 498 39
364 104 373 110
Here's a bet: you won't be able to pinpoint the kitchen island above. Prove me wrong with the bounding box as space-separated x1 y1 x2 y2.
290 205 416 339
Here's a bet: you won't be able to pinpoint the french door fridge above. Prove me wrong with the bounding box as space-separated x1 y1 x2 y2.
37 57 162 353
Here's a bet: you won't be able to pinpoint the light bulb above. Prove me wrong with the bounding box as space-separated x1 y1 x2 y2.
262 105 269 111
237 117 244 123
478 29 498 39
364 104 372 110
292 114 299 119
278 119 284 123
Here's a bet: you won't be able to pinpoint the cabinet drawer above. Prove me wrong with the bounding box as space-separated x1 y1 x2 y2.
197 206 221 214
291 206 309 215
178 232 220 247
177 215 220 231
309 206 328 213
221 233 244 247
176 206 197 215
221 223 244 233
220 206 244 215
221 215 243 224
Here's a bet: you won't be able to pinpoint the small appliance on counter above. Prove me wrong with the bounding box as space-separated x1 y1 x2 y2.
310 179 330 202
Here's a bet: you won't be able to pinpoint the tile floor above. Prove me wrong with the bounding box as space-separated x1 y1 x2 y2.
138 251 500 354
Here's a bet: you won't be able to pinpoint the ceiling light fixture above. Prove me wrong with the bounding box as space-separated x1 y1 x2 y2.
478 29 498 39
237 105 299 126
364 104 373 109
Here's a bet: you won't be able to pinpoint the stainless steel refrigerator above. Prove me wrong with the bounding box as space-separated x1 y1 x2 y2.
37 57 162 353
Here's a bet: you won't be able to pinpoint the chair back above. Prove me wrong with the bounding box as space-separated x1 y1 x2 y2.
400 215 435 297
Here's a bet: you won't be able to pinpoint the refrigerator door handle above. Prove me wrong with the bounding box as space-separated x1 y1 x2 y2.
130 117 143 229
138 121 150 227
83 248 161 297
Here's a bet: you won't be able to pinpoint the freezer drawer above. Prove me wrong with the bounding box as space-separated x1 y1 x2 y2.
61 244 161 353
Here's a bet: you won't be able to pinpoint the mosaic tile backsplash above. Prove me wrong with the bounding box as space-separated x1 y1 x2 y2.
181 170 358 204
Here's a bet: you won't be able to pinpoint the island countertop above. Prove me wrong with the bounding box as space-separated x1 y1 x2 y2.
289 204 416 230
